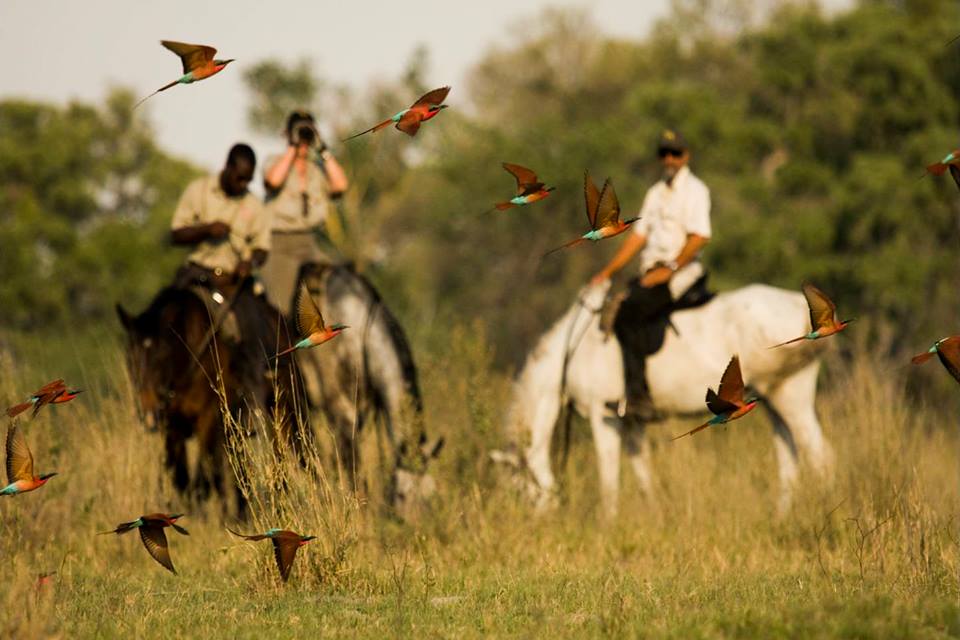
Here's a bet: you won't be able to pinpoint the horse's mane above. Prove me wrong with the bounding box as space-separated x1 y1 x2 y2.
326 265 424 414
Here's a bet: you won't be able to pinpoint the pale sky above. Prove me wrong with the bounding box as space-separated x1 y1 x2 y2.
0 0 677 170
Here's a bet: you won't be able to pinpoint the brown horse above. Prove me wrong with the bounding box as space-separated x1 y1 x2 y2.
116 282 303 512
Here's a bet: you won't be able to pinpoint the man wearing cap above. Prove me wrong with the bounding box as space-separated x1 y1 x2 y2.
591 129 712 420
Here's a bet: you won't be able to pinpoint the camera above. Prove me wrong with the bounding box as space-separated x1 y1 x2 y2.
293 121 316 146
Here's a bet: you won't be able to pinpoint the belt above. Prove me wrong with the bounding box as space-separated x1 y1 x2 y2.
272 227 323 236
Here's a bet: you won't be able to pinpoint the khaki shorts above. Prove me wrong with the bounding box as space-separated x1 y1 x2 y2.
259 231 339 315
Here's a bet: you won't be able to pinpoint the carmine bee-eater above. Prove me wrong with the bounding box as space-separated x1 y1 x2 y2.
343 86 450 141
769 282 854 348
911 336 960 386
489 163 555 212
1 422 57 496
273 284 348 359
925 150 960 193
99 513 189 574
134 41 235 108
672 356 759 440
227 527 316 582
544 171 639 257
7 379 82 418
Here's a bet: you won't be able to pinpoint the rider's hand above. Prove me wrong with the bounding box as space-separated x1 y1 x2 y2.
641 265 674 288
235 260 252 280
590 271 610 287
206 221 231 241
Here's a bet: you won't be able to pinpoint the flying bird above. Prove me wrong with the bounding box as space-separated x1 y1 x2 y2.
911 336 960 386
343 86 450 141
99 513 189 574
488 163 555 212
134 41 235 108
7 379 82 418
925 150 960 193
1 422 57 496
227 527 316 582
769 282 853 348
544 171 639 256
672 356 759 440
273 284 348 359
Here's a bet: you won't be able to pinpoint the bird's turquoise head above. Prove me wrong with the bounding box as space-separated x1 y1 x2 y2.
39 473 58 481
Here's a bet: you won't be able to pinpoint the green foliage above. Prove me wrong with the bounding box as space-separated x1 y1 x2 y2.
0 88 198 329
243 58 319 134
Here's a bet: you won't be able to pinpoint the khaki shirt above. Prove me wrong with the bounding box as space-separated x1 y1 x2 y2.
171 175 271 274
633 165 711 272
263 155 333 232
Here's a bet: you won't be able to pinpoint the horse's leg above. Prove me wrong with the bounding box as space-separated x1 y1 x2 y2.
762 401 800 515
191 407 223 503
589 404 622 519
164 424 189 494
523 392 562 510
622 422 654 498
765 360 835 479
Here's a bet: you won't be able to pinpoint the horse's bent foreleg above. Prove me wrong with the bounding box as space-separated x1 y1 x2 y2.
523 391 562 509
192 407 225 502
765 360 834 479
622 422 654 497
164 421 190 494
589 405 622 518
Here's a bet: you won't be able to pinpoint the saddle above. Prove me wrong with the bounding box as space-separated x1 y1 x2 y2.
600 273 715 338
187 285 240 343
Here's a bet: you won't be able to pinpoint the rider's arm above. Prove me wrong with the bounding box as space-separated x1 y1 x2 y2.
317 150 349 198
169 179 230 246
593 233 647 283
264 146 298 192
672 233 709 270
171 223 229 246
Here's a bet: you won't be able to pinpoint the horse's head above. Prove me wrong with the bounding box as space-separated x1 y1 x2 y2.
116 302 172 430
489 446 559 511
391 433 444 521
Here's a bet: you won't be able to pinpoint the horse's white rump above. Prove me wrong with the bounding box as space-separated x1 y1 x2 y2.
501 282 834 516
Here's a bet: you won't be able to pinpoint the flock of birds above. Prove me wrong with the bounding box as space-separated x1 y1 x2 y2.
5 37 960 583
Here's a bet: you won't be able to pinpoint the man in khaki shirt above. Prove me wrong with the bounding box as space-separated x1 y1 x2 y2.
170 143 276 397
260 111 349 315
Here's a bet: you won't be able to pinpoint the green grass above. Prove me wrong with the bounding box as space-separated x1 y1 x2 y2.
1 326 958 638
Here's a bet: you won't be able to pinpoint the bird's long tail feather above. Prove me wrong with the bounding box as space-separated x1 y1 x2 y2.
671 421 712 441
768 335 805 349
494 202 515 211
98 521 138 535
6 402 32 418
272 344 299 361
542 238 586 258
911 351 936 365
133 80 179 109
342 118 393 142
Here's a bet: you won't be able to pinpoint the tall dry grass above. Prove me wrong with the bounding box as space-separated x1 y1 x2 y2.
0 326 958 638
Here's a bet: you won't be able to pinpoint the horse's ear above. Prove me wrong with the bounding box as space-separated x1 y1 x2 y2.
116 303 133 330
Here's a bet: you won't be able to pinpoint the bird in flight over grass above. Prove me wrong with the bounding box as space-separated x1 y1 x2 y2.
911 336 960 386
7 379 82 418
273 284 348 359
135 41 235 108
544 171 639 257
769 282 853 348
227 527 316 582
672 356 758 440
486 163 555 213
925 150 960 193
99 513 189 574
343 86 450 141
1 422 58 496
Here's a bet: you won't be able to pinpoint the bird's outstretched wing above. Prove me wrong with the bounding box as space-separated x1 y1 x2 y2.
949 165 960 194
273 536 300 582
715 356 746 407
161 41 217 74
395 110 422 137
935 337 960 385
705 388 738 416
801 282 837 330
503 163 539 194
294 284 326 336
411 86 450 109
594 179 621 229
6 423 34 483
584 171 602 229
139 526 175 573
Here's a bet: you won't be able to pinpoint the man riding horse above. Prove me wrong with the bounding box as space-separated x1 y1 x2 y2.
592 129 713 422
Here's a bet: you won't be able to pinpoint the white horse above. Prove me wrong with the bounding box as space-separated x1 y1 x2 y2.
496 281 834 516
